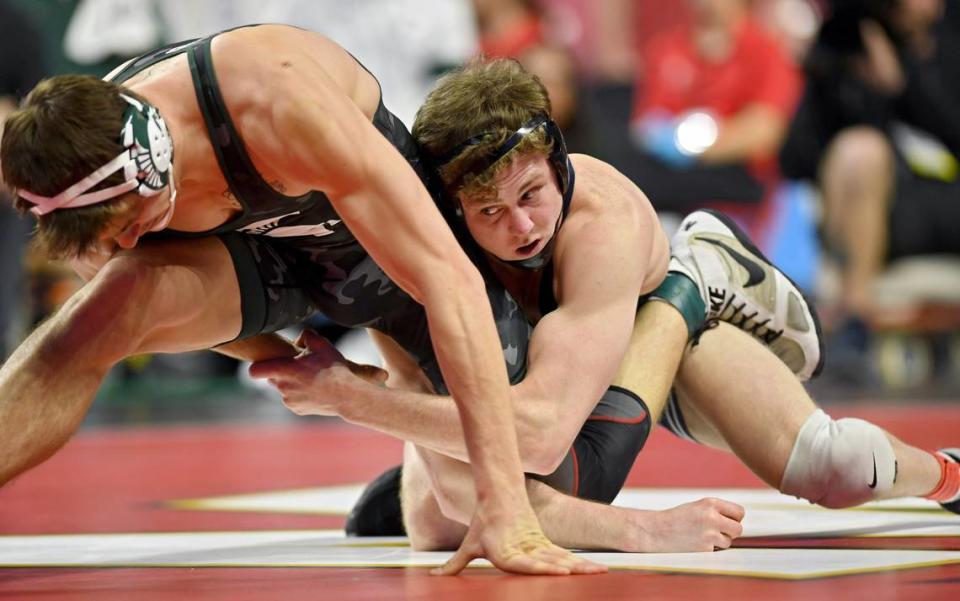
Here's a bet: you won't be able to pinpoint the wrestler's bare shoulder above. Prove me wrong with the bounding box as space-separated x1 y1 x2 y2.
211 26 372 104
564 154 669 290
567 153 652 221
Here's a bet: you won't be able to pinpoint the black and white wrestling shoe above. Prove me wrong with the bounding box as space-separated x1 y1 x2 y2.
670 209 825 380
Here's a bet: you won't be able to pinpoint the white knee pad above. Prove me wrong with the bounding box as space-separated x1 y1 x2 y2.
780 409 897 508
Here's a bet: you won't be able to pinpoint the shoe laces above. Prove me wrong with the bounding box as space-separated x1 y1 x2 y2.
717 293 784 344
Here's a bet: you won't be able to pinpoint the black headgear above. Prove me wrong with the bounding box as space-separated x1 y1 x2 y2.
434 115 575 270
435 114 572 196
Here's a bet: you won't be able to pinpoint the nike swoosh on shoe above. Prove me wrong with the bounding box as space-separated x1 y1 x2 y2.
701 238 767 288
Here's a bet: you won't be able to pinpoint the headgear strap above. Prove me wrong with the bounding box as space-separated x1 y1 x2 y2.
20 93 174 216
433 114 574 270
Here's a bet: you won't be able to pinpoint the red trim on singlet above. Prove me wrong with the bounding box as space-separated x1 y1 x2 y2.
570 447 580 497
585 409 649 426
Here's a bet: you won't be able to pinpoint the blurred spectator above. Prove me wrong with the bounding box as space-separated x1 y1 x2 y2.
518 44 576 124
468 1 593 152
473 0 545 57
612 0 801 220
0 0 47 360
754 0 824 62
515 42 595 154
540 0 639 82
63 0 161 66
780 0 960 322
160 0 478 128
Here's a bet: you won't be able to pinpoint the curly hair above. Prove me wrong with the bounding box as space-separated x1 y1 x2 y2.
413 58 555 204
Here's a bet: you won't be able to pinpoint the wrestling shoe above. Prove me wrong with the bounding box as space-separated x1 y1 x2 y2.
344 465 406 536
934 449 960 515
669 209 824 380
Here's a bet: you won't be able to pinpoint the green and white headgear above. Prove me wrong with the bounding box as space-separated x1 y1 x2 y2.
20 93 175 217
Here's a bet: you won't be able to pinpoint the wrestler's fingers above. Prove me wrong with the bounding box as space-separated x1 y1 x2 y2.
430 546 477 576
293 329 312 349
713 532 734 551
567 558 608 575
490 551 571 576
248 357 295 380
348 361 389 384
722 516 744 540
716 499 746 522
298 329 334 353
536 548 606 574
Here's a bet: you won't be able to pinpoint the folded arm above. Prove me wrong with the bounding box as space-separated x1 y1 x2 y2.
258 158 663 473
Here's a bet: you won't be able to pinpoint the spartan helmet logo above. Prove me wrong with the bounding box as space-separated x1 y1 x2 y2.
145 105 173 177
119 93 173 196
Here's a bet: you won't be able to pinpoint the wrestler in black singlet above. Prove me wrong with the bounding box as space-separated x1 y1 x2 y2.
112 30 655 529
108 26 531 393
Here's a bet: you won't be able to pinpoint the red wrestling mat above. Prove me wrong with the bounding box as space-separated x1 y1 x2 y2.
1 404 959 600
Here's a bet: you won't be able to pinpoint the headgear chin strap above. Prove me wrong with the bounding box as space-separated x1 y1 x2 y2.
20 93 174 217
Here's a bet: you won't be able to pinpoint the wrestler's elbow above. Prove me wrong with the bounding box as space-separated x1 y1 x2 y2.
517 402 572 475
526 439 571 475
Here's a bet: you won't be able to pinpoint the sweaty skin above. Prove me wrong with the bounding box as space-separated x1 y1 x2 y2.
0 25 602 576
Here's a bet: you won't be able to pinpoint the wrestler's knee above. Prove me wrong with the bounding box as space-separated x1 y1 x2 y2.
534 386 652 502
780 409 897 508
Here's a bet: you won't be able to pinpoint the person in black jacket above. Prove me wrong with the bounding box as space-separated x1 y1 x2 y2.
0 0 47 360
780 0 960 322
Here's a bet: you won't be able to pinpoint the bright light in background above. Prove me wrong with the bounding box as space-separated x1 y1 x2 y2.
674 111 719 156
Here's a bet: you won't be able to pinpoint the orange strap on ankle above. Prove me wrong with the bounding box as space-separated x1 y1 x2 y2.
924 452 960 502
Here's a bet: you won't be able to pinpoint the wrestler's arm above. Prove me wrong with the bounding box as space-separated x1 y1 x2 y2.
0 237 255 485
255 54 595 575
261 157 663 473
269 73 527 505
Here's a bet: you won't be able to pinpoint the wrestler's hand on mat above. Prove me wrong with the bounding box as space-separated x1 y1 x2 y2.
433 506 607 576
249 330 388 416
637 497 745 553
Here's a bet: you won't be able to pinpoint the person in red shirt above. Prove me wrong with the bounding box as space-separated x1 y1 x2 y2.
474 0 545 58
616 0 801 215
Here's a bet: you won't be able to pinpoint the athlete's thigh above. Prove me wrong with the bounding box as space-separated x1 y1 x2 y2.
673 323 818 485
124 233 317 353
111 236 245 353
671 391 730 451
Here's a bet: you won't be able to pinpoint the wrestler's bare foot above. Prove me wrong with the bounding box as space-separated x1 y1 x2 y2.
623 498 746 553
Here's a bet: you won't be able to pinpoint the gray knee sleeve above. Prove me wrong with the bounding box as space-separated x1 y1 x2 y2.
780 409 897 508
